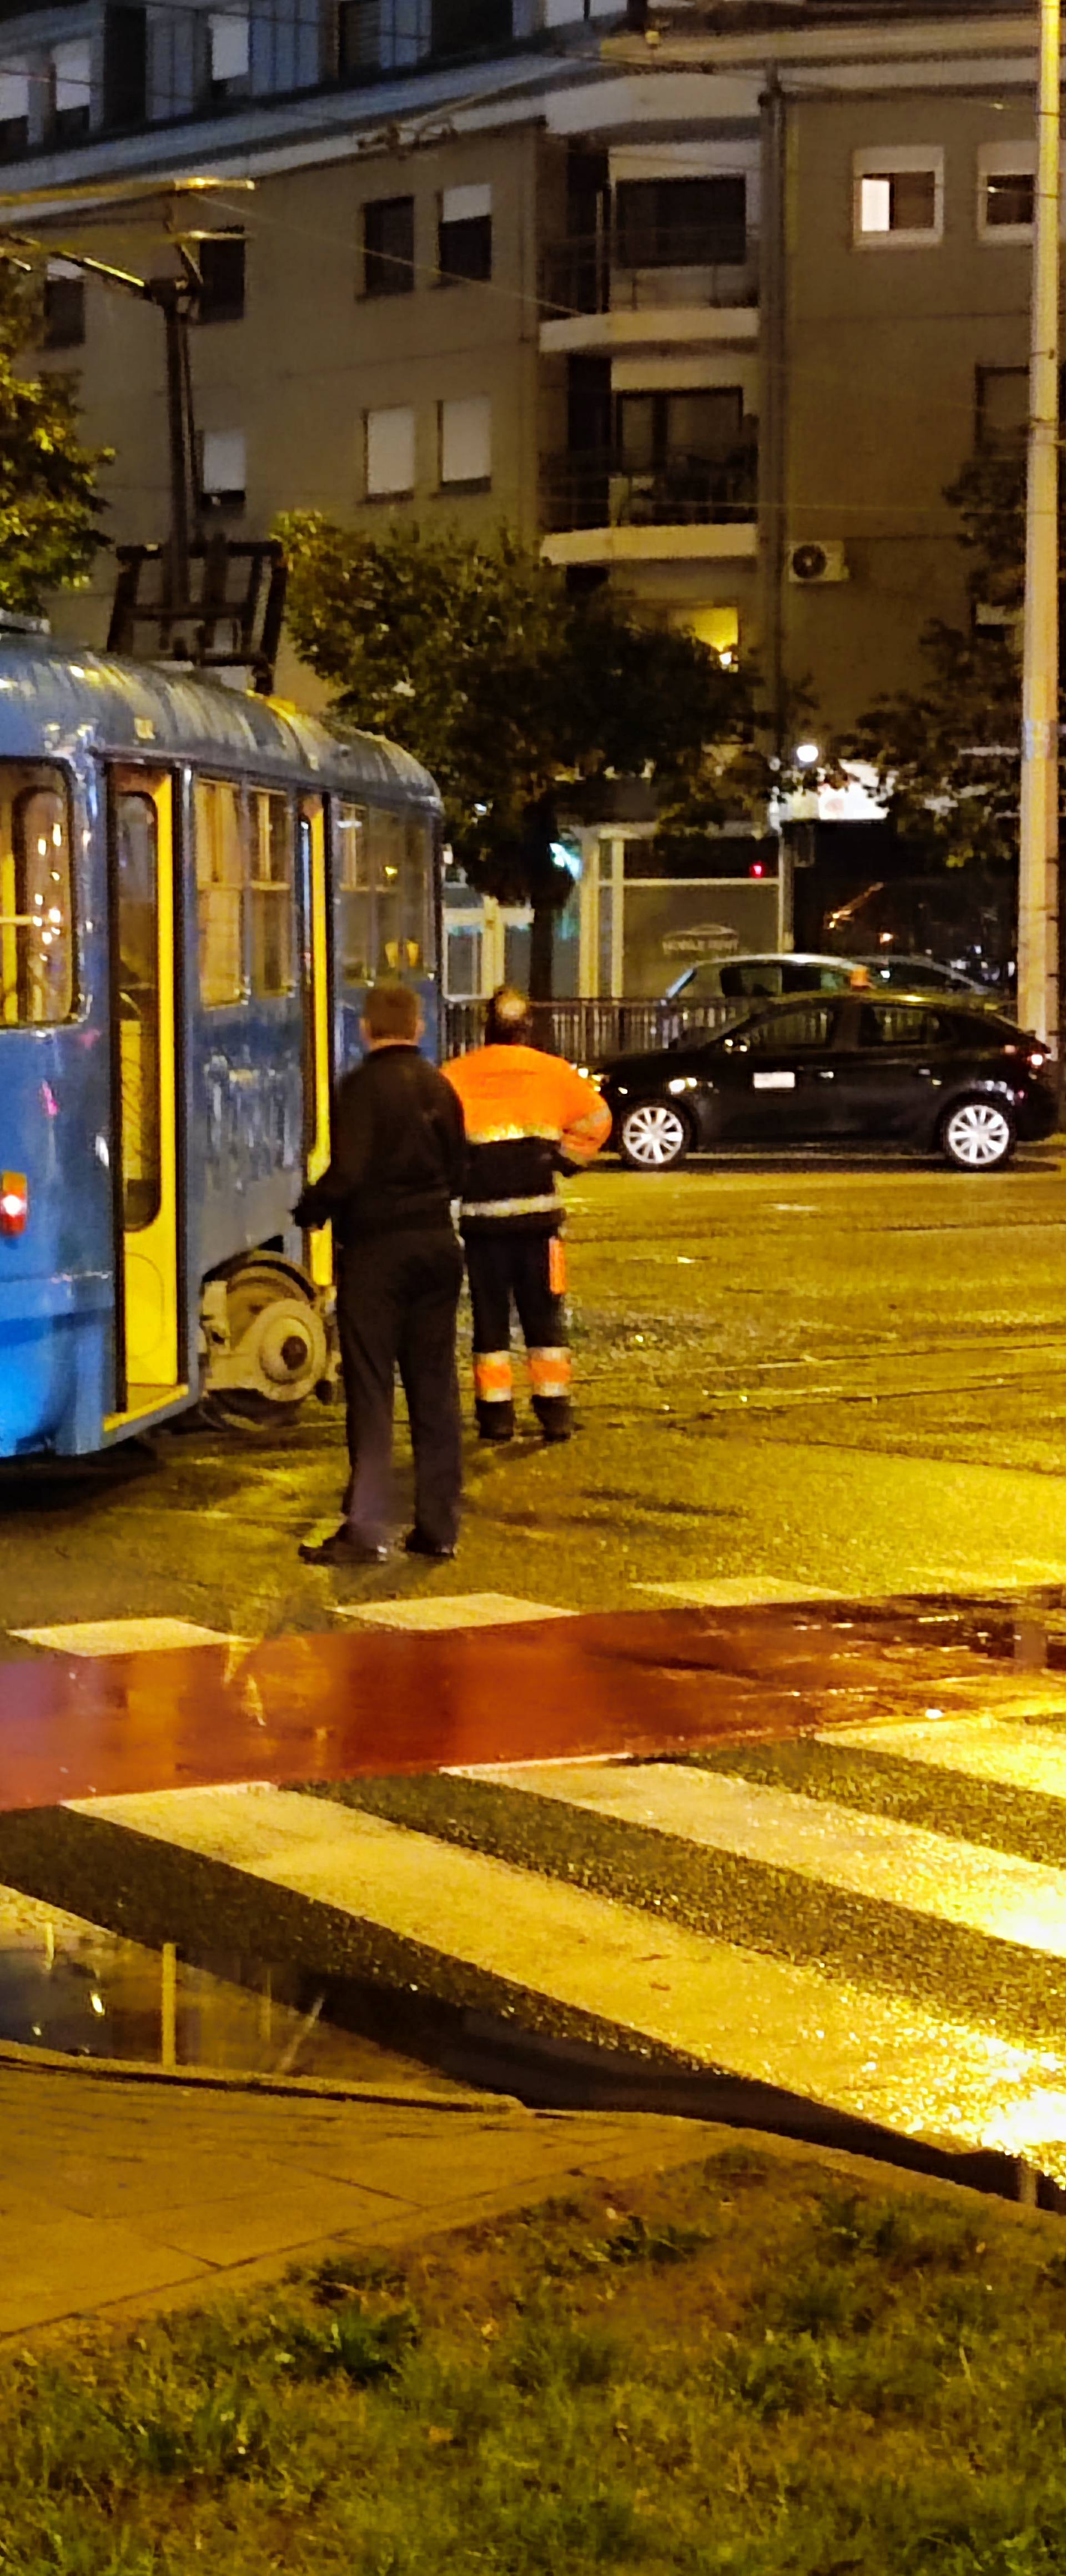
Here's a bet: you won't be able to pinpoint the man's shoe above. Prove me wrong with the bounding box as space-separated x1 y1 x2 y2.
403 1528 457 1560
299 1527 389 1567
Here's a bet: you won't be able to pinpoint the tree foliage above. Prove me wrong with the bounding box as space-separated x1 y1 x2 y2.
848 448 1032 873
0 268 110 613
277 512 754 905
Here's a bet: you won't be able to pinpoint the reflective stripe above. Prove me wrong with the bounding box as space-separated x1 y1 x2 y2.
462 1123 564 1145
474 1350 512 1400
528 1346 572 1397
461 1194 560 1220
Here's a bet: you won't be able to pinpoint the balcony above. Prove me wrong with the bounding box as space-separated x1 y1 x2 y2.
540 228 759 356
540 447 758 568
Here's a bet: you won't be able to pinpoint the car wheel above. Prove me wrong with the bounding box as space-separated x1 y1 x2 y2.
939 1095 1015 1171
617 1099 692 1171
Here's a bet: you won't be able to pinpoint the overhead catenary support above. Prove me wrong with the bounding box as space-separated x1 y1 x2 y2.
1018 0 1060 1046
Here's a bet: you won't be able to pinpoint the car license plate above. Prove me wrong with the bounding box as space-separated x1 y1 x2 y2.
752 1071 796 1090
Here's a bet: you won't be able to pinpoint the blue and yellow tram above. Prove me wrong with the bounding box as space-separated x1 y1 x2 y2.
0 635 441 1458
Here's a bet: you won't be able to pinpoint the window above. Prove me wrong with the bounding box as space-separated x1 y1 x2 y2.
370 808 406 972
857 1003 947 1050
673 603 740 666
853 150 943 245
614 176 747 270
362 195 415 297
51 38 92 142
366 404 415 497
0 766 74 1028
617 387 743 469
976 364 1028 447
439 394 491 489
403 816 433 969
335 799 370 986
0 64 29 156
197 232 245 323
338 0 376 77
735 1003 834 1051
194 779 246 1005
103 5 146 129
200 427 245 512
446 924 482 997
114 784 160 1229
438 183 492 283
249 792 294 997
43 263 86 351
978 145 1036 240
208 7 250 97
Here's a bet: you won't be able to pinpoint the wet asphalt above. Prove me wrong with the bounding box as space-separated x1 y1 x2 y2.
3 1151 1066 1649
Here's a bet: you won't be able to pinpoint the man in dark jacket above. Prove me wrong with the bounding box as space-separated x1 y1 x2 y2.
294 981 466 1568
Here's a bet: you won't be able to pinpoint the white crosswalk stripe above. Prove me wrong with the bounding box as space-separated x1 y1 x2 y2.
824 1716 1066 1797
57 1762 1066 2184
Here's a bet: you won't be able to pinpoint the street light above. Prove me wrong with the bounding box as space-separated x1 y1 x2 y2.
1018 0 1060 1045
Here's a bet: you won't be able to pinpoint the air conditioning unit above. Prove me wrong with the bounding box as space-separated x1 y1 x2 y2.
787 540 849 586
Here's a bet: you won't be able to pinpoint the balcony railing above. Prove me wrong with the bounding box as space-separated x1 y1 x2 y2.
541 228 758 319
542 447 758 535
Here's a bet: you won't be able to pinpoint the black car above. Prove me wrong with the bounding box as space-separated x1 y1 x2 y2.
597 992 1057 1174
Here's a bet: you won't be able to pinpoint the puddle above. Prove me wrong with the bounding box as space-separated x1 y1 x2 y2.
0 1884 464 2091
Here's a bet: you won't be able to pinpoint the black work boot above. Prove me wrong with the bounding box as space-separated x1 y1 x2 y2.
476 1401 515 1443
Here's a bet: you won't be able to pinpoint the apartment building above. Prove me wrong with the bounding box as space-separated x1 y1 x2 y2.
0 0 1047 944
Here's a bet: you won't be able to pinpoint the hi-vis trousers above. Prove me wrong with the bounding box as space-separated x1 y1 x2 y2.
464 1228 571 1440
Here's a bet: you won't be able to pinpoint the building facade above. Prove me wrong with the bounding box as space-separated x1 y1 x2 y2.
0 0 1045 972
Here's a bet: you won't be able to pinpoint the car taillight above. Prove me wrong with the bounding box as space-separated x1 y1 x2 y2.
0 1171 28 1237
1028 1048 1048 1071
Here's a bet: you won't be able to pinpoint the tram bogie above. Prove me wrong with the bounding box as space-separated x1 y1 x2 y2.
0 638 440 1462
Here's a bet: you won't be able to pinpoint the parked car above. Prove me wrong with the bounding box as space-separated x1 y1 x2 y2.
597 991 1056 1173
663 953 858 1004
851 954 997 999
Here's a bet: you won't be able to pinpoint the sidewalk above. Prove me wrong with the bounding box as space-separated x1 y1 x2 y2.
0 2052 723 2342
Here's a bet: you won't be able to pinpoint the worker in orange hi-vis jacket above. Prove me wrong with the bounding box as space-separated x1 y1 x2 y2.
443 987 612 1443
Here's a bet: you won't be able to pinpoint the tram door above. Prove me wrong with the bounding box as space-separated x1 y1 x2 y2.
108 768 183 1412
299 794 332 1288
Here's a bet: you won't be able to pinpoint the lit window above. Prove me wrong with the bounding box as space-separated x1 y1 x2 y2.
439 394 491 489
201 427 246 511
208 8 250 93
673 604 740 667
854 151 942 244
52 37 91 139
0 767 75 1029
366 405 415 497
249 792 294 997
194 779 245 1007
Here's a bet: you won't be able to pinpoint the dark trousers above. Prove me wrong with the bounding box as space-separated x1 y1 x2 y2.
464 1229 571 1437
336 1230 463 1549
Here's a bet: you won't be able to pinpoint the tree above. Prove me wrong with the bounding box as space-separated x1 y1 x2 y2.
0 268 110 613
847 448 1031 878
278 512 753 992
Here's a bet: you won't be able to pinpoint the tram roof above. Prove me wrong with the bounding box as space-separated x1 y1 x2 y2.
0 638 442 812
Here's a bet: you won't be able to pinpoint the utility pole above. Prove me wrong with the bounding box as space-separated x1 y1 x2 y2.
1018 0 1060 1045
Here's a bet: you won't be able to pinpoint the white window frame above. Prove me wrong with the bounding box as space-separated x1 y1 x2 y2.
365 404 416 499
853 146 944 248
201 427 247 504
53 36 91 113
0 63 29 122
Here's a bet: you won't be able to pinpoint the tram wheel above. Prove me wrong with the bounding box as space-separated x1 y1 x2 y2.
205 1260 330 1430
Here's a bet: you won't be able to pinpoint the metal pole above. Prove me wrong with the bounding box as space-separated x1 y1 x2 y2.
1018 0 1060 1045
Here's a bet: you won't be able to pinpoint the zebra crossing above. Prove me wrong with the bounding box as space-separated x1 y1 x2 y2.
48 1681 1066 2194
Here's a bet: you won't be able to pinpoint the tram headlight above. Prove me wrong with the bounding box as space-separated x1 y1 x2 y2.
0 1172 28 1237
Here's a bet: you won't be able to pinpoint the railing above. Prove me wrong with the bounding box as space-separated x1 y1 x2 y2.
542 448 758 535
443 996 739 1063
541 228 758 319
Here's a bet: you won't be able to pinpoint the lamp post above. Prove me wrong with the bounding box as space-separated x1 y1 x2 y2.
1018 0 1060 1045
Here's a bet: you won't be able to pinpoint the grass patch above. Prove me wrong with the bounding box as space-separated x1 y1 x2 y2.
2 2149 1065 2572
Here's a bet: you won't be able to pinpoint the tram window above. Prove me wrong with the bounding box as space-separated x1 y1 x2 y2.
194 778 246 1005
403 817 433 971
0 767 74 1028
369 808 406 975
335 798 371 987
114 787 160 1231
249 791 294 997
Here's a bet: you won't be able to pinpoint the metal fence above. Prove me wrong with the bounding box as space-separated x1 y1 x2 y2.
442 996 737 1062
541 449 757 535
